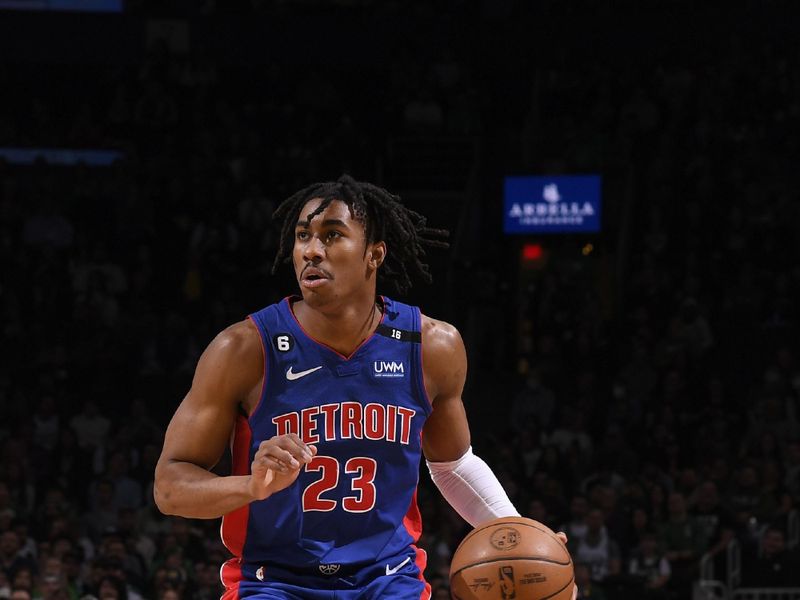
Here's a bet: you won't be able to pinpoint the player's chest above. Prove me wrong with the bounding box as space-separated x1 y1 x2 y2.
260 342 421 439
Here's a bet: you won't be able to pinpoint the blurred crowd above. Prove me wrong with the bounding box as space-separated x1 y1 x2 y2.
1 2 800 600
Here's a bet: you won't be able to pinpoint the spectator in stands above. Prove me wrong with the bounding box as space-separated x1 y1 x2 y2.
571 508 621 584
8 568 34 599
115 509 155 573
60 551 83 599
37 570 70 600
574 562 607 600
550 408 593 462
742 525 800 587
527 498 555 529
93 574 128 600
51 429 92 506
190 559 223 600
82 481 118 543
69 402 110 454
691 480 735 577
97 533 145 593
102 452 143 512
658 492 704 598
617 507 652 559
511 368 556 432
0 531 35 588
31 397 60 453
627 531 671 599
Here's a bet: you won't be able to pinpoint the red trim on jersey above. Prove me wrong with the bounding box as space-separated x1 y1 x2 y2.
403 489 431 599
220 558 243 600
246 314 268 418
220 414 252 597
284 295 387 360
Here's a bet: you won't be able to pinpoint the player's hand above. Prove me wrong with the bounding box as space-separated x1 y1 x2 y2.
554 532 578 600
249 433 317 500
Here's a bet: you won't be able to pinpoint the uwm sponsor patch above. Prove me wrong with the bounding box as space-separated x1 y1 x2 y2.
373 361 405 378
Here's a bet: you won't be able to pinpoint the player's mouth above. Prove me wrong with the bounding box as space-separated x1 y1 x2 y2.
301 266 332 289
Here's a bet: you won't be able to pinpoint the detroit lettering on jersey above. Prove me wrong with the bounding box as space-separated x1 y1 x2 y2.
273 402 416 444
220 296 433 582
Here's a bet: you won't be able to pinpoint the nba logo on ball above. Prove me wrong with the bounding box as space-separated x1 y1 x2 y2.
499 566 516 599
490 527 520 550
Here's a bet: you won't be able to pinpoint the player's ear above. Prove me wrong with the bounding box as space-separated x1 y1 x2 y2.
368 242 386 269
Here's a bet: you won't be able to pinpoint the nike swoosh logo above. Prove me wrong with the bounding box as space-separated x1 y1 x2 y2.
385 556 411 576
286 365 323 381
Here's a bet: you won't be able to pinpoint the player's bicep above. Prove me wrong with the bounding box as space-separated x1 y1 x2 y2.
159 387 238 471
157 324 260 472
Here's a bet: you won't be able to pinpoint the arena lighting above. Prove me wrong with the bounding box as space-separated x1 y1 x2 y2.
522 243 543 261
0 147 123 166
0 0 122 12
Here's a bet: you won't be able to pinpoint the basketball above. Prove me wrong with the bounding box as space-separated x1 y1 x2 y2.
449 517 574 600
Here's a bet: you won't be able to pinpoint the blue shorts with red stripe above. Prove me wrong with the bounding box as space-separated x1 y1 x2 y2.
222 549 431 600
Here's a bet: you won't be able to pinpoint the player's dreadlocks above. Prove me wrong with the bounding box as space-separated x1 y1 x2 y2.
271 174 449 295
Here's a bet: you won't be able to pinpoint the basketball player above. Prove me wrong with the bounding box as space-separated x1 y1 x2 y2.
154 176 577 599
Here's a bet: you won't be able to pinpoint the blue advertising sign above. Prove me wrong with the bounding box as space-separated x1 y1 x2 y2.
504 175 602 234
0 0 122 12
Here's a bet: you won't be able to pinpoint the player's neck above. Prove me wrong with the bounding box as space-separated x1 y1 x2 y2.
292 294 383 356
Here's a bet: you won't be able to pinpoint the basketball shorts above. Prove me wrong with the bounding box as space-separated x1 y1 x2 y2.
221 549 431 600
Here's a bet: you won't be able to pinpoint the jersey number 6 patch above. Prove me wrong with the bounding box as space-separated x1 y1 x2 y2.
302 456 377 513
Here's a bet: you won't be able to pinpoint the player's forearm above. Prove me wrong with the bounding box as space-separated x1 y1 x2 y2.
427 446 519 527
154 461 256 519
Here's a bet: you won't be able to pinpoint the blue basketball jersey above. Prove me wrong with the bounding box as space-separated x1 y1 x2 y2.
220 296 432 595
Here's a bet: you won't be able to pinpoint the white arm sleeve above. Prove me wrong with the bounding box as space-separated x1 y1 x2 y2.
426 446 520 527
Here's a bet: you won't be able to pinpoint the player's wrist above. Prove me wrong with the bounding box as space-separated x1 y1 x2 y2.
244 474 271 502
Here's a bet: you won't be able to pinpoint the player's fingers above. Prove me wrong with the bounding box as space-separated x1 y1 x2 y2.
555 531 568 545
255 437 304 464
284 433 315 462
262 446 301 469
257 435 313 463
259 455 291 473
252 452 290 474
572 584 578 600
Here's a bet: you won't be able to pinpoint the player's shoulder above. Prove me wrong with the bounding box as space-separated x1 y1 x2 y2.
203 318 262 365
420 314 465 360
191 319 263 399
420 314 467 398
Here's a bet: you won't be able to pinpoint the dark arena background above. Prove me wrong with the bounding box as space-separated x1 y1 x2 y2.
1 1 799 599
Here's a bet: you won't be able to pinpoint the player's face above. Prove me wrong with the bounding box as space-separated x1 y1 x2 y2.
292 198 384 306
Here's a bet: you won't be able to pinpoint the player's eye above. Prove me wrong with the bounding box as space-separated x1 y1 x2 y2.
325 231 342 242
296 230 309 241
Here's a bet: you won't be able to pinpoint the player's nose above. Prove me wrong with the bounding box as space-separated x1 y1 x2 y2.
303 234 325 262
